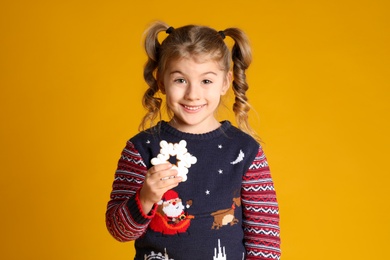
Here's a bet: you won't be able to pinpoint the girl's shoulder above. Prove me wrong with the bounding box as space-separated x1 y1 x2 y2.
223 122 260 146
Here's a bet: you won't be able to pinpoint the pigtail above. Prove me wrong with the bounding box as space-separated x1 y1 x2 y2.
223 28 259 142
139 21 170 131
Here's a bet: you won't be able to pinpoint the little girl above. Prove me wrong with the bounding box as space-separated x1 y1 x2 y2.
106 21 281 260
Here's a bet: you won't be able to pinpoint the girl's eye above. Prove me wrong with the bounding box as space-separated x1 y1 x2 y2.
202 79 212 84
174 78 186 84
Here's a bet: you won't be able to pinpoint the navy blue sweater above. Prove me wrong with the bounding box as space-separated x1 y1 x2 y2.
106 121 281 259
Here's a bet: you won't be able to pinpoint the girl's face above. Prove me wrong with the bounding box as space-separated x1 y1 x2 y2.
161 56 231 134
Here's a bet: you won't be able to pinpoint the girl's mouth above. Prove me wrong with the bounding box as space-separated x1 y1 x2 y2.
182 105 205 111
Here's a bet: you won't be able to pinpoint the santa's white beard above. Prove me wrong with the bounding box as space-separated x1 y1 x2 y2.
163 202 184 218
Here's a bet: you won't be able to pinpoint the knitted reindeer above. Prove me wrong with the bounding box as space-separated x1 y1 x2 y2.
211 191 241 230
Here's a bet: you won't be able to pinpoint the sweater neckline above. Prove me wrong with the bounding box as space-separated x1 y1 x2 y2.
158 120 232 140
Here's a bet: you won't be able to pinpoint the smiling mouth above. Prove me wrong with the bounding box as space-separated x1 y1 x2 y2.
182 105 205 111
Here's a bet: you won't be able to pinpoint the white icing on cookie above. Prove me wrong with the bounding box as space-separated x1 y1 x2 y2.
151 140 197 182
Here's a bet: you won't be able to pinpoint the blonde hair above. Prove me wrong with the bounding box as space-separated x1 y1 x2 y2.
140 21 259 141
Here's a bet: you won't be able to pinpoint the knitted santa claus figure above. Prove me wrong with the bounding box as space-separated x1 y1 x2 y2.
160 190 186 223
149 190 193 235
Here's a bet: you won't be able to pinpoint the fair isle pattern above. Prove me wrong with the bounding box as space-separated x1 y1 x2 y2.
106 141 150 242
242 147 281 260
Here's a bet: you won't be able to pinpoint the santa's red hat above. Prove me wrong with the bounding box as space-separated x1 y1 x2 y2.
162 190 179 201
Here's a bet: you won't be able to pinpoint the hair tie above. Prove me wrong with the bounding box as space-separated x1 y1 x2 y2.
166 27 174 34
218 30 226 39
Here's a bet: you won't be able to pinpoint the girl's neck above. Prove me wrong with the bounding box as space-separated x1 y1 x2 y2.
168 118 221 134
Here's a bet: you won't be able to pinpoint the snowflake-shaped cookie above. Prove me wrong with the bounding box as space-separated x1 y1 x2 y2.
151 140 197 182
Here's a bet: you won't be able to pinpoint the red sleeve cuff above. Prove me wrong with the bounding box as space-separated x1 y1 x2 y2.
135 190 157 219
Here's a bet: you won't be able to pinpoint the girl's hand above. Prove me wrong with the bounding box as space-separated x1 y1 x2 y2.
139 163 182 214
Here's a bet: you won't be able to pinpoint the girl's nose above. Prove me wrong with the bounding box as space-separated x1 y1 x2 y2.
184 83 200 100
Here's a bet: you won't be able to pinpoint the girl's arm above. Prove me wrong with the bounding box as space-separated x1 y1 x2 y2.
242 146 281 259
105 140 156 242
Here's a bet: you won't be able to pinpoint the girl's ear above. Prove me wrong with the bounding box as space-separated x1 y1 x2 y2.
221 71 232 95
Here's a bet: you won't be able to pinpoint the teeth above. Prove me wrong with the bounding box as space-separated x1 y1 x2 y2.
184 105 203 111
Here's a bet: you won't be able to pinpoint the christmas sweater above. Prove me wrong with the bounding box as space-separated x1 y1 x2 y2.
106 121 281 260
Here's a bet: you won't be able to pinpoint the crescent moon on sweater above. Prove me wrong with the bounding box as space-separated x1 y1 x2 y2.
230 150 245 165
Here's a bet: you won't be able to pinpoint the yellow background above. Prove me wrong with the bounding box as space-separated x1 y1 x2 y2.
1 0 389 259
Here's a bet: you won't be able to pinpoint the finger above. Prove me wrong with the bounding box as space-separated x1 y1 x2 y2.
146 163 173 180
158 168 179 181
159 175 182 187
160 174 181 181
155 167 181 183
150 163 173 173
159 177 183 191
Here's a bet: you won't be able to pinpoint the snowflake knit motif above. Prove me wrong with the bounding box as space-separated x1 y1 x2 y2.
151 140 197 182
